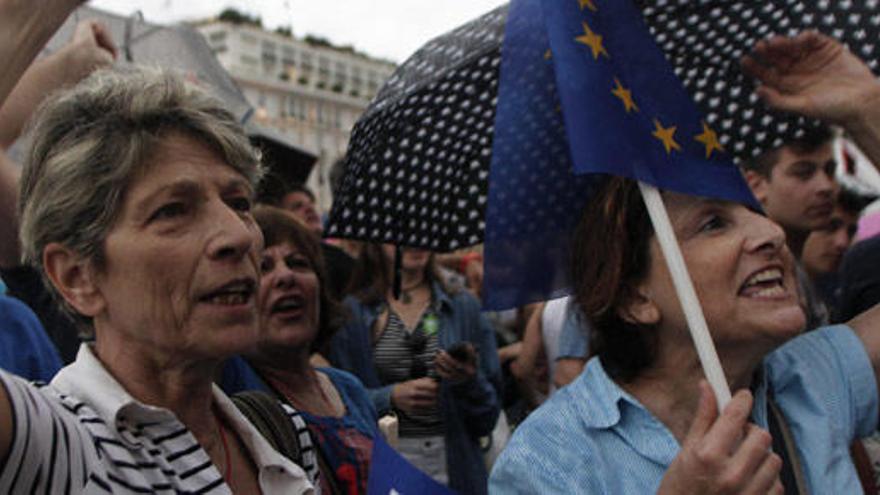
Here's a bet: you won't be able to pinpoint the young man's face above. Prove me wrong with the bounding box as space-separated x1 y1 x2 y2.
747 141 838 234
802 204 860 276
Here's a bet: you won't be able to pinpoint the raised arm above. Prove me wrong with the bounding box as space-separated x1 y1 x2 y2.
0 20 117 148
0 0 85 463
0 19 116 269
742 30 880 168
0 0 85 106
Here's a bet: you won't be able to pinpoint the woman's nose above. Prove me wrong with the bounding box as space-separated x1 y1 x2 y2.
745 210 786 254
207 203 258 262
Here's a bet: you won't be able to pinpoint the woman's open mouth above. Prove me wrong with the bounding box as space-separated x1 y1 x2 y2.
738 267 786 298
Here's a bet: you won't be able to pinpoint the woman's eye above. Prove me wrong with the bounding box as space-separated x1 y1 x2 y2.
259 257 273 273
228 196 252 213
698 215 726 233
285 256 311 270
149 202 186 222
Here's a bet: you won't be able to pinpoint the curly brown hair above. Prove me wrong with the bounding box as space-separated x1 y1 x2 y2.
254 205 346 351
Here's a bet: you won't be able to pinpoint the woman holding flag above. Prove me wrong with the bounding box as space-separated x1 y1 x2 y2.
490 31 880 494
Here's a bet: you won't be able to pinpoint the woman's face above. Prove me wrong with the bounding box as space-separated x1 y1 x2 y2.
257 241 320 351
381 244 431 274
93 133 263 360
631 193 806 356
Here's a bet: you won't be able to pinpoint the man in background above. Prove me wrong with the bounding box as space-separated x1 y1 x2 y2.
801 187 873 319
280 183 354 299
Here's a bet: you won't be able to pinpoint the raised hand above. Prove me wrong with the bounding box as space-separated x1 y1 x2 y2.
741 30 879 126
63 20 118 81
658 381 784 495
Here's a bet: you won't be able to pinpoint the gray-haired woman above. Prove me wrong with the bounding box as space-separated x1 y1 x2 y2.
0 67 316 493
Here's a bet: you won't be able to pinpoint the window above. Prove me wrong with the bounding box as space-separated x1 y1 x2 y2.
282 46 296 67
261 41 277 64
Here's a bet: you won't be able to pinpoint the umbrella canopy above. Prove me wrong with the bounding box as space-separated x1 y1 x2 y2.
328 0 880 303
640 1 880 160
325 5 507 251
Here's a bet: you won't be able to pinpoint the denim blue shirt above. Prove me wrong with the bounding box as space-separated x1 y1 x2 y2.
490 325 878 494
328 283 501 495
556 304 589 360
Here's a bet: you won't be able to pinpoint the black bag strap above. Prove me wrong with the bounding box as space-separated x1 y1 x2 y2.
767 395 809 495
231 390 304 467
256 376 347 495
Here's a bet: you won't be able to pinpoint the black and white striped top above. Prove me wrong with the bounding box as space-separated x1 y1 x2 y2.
373 309 445 437
0 346 318 494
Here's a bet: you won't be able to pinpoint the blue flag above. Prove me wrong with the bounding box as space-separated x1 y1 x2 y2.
366 436 457 495
483 0 599 311
483 0 758 310
544 0 756 204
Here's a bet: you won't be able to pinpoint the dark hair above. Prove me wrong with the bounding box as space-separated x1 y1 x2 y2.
285 183 316 202
571 176 657 382
837 186 876 217
253 205 345 351
740 125 833 177
347 243 452 306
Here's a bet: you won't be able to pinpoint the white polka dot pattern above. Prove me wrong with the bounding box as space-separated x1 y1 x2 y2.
325 6 507 251
640 0 880 160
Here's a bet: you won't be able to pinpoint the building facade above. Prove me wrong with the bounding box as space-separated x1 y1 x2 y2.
198 21 396 212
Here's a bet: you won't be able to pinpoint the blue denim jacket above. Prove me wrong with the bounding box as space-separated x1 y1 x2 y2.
328 283 501 495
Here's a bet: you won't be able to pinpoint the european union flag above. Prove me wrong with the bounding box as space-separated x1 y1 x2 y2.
483 0 757 310
366 436 457 495
544 0 756 204
483 0 599 310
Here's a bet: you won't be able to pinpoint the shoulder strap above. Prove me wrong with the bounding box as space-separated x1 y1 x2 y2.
231 390 304 467
767 396 809 495
233 388 345 495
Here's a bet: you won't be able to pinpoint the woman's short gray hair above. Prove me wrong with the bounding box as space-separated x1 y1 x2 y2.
19 66 263 325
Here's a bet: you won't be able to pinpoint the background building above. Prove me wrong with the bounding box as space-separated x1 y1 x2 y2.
198 17 396 212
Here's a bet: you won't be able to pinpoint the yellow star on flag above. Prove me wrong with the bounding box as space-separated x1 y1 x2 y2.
575 21 609 60
652 119 681 154
694 121 724 158
611 78 638 113
579 0 598 11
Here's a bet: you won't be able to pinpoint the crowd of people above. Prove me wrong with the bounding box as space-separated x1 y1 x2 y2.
4 2 880 494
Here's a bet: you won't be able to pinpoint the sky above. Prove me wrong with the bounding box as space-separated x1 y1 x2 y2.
89 0 507 63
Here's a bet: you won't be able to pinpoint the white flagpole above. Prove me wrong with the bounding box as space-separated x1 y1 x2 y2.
637 181 732 409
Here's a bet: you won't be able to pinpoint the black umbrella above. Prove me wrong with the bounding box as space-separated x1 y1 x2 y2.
325 5 507 252
326 0 880 255
640 0 880 160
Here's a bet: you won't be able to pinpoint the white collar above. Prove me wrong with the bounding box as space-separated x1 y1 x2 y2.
51 345 314 493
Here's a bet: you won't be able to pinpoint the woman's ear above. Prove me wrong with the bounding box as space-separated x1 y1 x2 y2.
617 285 661 326
42 242 105 318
